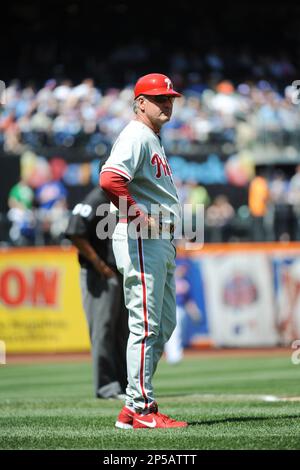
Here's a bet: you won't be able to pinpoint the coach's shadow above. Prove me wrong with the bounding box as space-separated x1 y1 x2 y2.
188 414 300 426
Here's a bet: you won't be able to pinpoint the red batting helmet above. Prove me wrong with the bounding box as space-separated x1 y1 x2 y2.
134 73 181 99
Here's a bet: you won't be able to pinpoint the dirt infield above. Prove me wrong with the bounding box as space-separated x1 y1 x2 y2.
5 347 291 364
6 352 91 364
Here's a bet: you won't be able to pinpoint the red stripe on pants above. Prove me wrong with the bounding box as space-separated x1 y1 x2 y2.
137 235 149 408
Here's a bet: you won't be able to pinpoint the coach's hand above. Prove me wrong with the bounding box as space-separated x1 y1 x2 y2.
101 264 117 279
93 258 117 279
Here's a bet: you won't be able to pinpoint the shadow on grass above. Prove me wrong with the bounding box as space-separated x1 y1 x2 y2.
188 414 300 426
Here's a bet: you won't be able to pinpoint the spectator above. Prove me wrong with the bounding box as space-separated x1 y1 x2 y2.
206 194 235 242
35 165 68 244
7 177 36 245
269 170 296 242
248 171 270 241
289 165 300 240
186 182 210 236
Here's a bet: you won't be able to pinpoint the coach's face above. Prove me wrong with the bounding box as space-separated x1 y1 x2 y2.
137 94 175 131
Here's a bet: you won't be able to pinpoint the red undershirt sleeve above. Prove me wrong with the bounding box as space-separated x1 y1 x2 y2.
99 171 148 224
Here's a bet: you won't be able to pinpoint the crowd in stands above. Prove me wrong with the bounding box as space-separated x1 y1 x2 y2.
1 58 299 159
5 163 300 247
1 44 300 246
7 164 69 247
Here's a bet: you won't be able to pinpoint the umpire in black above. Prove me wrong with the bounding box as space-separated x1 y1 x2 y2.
65 186 128 399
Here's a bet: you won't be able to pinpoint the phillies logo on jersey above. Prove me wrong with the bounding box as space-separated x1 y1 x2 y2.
151 153 172 179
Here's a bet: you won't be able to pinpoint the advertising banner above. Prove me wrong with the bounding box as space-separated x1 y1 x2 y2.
177 243 300 347
272 255 300 345
0 247 90 353
2 243 300 353
202 254 279 346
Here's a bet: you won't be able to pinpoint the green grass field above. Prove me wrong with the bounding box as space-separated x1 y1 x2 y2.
1 353 300 450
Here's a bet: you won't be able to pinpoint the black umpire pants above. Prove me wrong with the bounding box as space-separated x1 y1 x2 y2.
80 268 128 398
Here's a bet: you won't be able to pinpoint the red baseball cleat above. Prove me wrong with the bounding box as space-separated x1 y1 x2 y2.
133 410 188 429
115 406 134 429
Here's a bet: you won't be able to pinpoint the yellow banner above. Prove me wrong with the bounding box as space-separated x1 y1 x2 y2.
0 247 90 353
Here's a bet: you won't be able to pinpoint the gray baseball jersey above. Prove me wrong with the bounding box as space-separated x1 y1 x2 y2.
101 120 181 224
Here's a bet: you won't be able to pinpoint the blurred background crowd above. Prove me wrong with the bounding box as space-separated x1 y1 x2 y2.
1 1 300 247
